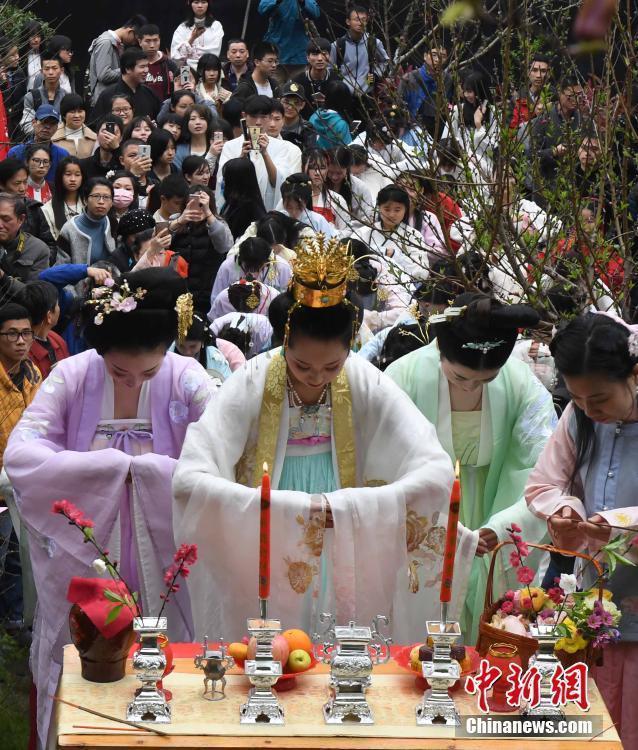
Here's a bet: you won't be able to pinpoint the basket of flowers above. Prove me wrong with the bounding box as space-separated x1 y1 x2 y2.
476 523 628 669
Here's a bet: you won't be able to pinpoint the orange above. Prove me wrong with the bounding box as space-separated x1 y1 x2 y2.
282 628 313 655
227 642 248 661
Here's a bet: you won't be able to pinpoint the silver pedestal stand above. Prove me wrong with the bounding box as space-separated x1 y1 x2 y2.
314 613 391 724
415 614 462 726
521 623 565 718
239 613 285 724
127 617 171 724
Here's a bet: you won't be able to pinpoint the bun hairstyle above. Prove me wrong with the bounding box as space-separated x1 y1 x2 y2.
550 313 638 489
82 268 187 355
228 279 264 312
434 292 540 370
281 173 313 210
268 290 362 350
238 237 271 276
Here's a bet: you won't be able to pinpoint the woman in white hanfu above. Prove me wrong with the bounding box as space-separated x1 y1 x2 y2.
174 236 478 643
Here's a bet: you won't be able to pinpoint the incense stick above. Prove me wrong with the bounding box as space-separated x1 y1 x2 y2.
52 696 171 737
73 724 146 732
563 519 638 535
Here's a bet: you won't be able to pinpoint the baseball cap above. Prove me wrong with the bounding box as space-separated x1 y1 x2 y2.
278 81 305 100
35 104 61 122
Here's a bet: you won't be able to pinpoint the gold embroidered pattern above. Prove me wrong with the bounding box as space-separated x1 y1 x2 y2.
252 353 287 487
332 366 356 488
406 509 429 553
284 558 317 594
364 479 388 487
296 513 325 557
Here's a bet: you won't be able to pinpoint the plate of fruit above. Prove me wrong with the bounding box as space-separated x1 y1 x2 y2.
394 641 480 691
228 628 318 691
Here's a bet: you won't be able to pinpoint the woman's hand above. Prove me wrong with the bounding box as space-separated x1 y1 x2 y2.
87 266 112 285
149 228 172 255
473 102 486 129
208 139 224 158
578 513 612 546
548 504 583 551
189 26 205 44
476 527 498 556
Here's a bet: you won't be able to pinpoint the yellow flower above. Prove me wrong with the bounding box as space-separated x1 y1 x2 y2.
583 588 613 601
555 620 588 654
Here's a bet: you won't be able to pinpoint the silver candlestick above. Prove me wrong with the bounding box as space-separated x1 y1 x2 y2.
127 617 171 724
415 618 462 726
520 623 565 718
314 613 391 724
239 617 284 724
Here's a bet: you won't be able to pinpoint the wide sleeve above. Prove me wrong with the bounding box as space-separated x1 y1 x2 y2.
170 24 191 63
483 367 559 541
525 402 587 521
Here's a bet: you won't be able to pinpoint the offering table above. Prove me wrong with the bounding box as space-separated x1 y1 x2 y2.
56 644 622 750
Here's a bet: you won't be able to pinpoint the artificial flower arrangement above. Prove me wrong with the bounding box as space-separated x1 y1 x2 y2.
52 498 197 627
488 523 634 654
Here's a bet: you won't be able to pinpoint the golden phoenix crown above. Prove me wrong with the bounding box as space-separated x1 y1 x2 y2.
290 234 356 308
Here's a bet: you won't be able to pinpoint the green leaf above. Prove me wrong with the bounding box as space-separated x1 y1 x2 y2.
611 552 636 567
103 589 125 604
104 604 123 626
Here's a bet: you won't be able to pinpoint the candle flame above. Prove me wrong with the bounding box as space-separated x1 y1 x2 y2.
263 462 269 474
455 460 460 478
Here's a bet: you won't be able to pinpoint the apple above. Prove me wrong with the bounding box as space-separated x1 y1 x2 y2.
246 635 290 665
287 648 312 673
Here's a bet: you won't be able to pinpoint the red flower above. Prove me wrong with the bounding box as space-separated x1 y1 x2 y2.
51 499 94 528
547 587 563 604
510 533 523 544
631 535 638 548
516 566 535 585
501 600 514 614
52 499 75 515
517 542 530 557
164 568 176 586
509 551 521 568
179 567 190 578
509 523 522 533
504 589 515 601
174 544 198 566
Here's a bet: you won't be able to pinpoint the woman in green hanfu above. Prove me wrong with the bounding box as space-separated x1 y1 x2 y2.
173 237 478 644
386 293 556 642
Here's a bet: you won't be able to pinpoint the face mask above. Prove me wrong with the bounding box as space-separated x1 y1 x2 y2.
113 188 134 209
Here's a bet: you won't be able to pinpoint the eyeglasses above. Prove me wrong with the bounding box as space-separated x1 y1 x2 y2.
30 157 50 166
113 107 132 114
88 194 113 203
0 329 34 342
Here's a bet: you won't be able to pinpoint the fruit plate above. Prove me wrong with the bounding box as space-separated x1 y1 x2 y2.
393 644 480 692
233 654 319 691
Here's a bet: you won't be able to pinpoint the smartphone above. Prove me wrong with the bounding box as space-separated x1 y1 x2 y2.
104 121 117 134
138 144 151 160
213 130 224 143
240 118 248 140
155 220 169 233
180 66 191 85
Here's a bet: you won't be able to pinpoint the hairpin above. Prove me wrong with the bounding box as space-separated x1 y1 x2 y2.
428 305 467 324
462 340 505 354
175 293 194 345
86 278 146 326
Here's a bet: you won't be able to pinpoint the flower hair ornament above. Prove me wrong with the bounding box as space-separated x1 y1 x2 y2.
85 277 146 326
462 340 505 355
628 331 638 359
175 292 194 345
428 305 467 325
284 234 359 349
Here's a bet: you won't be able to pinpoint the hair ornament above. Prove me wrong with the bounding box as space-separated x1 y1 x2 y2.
428 305 467 324
175 292 194 344
628 331 638 359
462 340 505 355
86 277 147 326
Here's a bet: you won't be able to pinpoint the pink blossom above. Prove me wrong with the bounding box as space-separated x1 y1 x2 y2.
547 587 563 604
52 499 75 515
104 277 115 287
164 568 176 586
510 533 523 544
539 609 555 620
509 551 521 568
509 523 522 533
500 600 514 614
517 542 530 557
516 566 535 585
174 544 198 565
504 589 515 601
115 297 137 313
631 536 638 548
51 499 94 528
587 612 603 630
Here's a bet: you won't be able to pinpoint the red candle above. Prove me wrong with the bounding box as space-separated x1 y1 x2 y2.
259 462 271 601
440 461 461 604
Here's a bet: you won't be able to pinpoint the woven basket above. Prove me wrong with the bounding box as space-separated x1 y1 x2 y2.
475 541 603 669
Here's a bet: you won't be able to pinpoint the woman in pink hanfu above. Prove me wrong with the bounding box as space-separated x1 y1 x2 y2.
5 268 213 749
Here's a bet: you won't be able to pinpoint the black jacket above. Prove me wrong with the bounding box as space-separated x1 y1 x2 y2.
170 222 227 313
24 199 57 264
232 74 279 103
79 150 121 181
91 80 161 125
0 67 27 139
